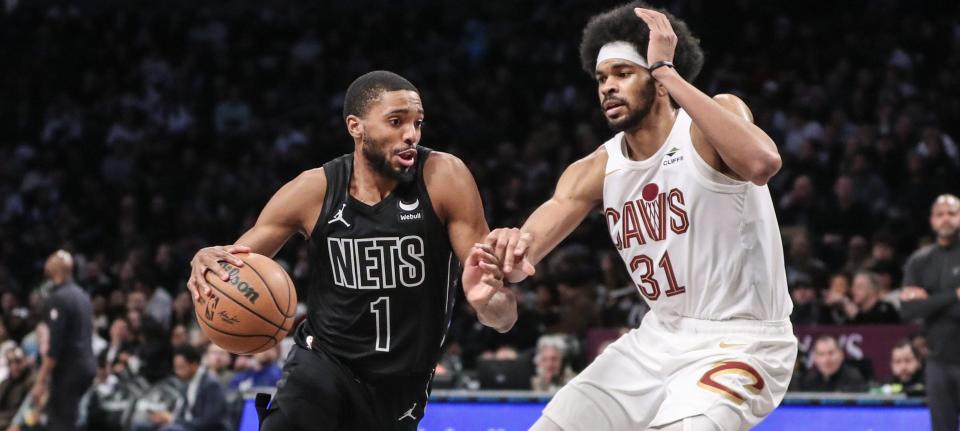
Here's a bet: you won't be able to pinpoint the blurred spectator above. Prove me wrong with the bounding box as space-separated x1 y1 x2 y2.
229 347 281 392
530 335 576 392
104 317 135 367
0 348 35 429
821 273 852 325
846 271 899 324
785 234 828 288
143 345 229 431
789 278 828 326
793 334 866 392
203 344 234 389
885 340 925 397
900 194 960 431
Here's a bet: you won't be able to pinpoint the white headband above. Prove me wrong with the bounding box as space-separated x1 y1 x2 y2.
596 41 649 70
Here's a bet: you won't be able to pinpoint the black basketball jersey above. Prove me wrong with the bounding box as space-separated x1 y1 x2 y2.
299 146 458 379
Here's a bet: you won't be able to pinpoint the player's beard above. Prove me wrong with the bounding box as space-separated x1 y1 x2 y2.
362 134 415 184
606 79 656 133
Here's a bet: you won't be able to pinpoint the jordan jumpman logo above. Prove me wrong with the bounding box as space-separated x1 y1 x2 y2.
327 203 350 227
397 402 417 421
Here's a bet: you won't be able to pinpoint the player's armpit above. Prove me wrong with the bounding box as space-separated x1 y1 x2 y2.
235 168 327 257
520 147 606 265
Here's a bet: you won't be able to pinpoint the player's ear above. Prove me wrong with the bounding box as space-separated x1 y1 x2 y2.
346 115 363 139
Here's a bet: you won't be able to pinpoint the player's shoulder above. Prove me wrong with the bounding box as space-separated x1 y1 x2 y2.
422 149 469 178
568 145 609 175
277 167 327 205
292 167 327 189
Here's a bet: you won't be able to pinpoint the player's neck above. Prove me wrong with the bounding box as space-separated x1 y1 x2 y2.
621 105 677 161
351 154 398 204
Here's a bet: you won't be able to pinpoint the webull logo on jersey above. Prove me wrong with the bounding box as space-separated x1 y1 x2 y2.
604 183 689 249
327 236 425 289
398 199 423 223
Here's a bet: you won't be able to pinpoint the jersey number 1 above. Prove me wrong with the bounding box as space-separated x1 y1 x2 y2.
629 251 686 301
369 297 391 352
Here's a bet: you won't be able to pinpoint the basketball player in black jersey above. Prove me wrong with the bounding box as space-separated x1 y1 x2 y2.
186 71 518 430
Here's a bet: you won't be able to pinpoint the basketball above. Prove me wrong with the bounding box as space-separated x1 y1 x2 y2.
194 253 297 355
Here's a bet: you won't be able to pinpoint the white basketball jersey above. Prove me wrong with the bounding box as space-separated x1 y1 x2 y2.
602 109 791 322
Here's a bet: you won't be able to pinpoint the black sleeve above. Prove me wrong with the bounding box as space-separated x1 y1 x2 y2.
180 379 227 431
901 289 958 321
901 252 921 287
45 296 68 360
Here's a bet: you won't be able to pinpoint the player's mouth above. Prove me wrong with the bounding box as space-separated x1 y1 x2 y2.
394 148 417 168
603 99 627 117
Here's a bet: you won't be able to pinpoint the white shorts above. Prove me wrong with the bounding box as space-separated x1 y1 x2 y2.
542 313 798 431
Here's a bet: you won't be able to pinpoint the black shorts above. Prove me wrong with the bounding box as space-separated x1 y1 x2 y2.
260 344 431 431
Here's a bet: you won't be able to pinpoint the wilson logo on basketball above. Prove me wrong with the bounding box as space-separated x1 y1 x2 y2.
219 261 261 304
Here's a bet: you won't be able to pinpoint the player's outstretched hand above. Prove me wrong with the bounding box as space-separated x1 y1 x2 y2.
634 8 677 65
485 228 536 283
187 245 251 301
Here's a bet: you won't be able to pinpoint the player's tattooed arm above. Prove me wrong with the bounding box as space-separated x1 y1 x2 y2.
486 148 606 283
187 168 326 300
635 8 782 186
426 152 519 332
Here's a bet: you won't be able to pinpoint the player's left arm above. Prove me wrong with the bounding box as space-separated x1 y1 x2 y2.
636 8 782 185
424 151 517 333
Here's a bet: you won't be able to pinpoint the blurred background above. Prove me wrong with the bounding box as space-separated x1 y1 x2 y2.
1 0 958 429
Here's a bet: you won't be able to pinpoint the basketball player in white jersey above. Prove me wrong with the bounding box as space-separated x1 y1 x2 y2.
465 3 797 430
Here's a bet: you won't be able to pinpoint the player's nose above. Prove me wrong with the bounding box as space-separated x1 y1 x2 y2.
401 125 418 145
600 79 619 97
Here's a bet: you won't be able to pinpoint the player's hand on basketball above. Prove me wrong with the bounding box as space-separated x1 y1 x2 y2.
485 228 536 283
188 244 251 301
634 8 677 65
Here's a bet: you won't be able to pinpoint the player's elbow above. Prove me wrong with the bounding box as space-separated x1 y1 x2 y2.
747 151 782 186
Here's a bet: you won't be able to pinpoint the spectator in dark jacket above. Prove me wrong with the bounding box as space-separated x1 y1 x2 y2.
149 345 228 431
846 271 900 324
888 340 925 396
793 334 867 392
0 347 35 428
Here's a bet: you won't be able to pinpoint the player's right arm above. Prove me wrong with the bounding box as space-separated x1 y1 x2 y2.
488 147 607 281
187 168 326 300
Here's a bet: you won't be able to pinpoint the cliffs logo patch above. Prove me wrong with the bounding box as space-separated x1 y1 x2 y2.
663 147 683 166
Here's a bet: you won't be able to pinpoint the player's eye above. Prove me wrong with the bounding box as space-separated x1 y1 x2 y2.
619 71 630 78
415 119 424 129
597 75 606 84
389 118 401 126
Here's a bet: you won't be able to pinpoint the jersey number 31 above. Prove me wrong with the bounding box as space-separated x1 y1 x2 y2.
629 251 686 301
